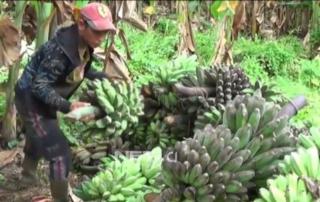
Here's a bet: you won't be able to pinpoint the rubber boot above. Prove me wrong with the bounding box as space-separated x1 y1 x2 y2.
20 155 39 185
50 180 69 202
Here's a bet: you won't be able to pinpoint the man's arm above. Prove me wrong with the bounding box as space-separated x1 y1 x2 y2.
85 68 108 80
31 54 71 113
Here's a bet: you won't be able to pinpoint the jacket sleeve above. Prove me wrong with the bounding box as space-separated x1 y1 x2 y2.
31 53 71 113
85 68 108 80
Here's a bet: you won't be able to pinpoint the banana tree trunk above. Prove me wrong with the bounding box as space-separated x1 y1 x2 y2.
1 1 27 143
251 1 259 38
34 2 53 49
177 0 195 55
310 1 320 57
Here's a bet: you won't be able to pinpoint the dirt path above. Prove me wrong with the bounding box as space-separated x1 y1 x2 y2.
0 146 83 202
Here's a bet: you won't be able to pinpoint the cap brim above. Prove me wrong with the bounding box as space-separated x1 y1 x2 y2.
87 19 116 32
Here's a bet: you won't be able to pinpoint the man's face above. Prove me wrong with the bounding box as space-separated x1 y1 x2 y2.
79 20 109 48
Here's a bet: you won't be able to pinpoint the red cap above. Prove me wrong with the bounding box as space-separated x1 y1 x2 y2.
80 2 116 32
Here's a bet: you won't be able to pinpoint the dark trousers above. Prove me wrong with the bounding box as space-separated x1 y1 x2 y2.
15 96 71 181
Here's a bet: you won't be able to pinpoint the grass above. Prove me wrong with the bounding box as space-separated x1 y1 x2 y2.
275 76 320 127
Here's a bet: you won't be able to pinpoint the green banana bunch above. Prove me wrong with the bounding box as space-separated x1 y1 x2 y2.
242 80 284 103
298 127 320 149
161 138 217 201
71 137 131 168
75 147 162 201
254 174 313 202
161 135 253 201
79 79 144 141
178 96 213 115
127 123 147 150
160 92 297 201
153 55 197 86
221 93 295 188
160 186 184 202
175 64 251 109
138 147 163 185
195 125 255 201
158 92 178 109
146 83 179 110
145 120 174 150
194 106 222 130
215 67 250 105
278 147 320 180
131 107 182 151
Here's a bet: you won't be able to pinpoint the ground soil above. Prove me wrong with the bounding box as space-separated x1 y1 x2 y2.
0 141 84 202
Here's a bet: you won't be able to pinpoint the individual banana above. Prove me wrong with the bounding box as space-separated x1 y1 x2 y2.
248 108 261 134
235 103 248 130
187 164 203 184
232 170 255 183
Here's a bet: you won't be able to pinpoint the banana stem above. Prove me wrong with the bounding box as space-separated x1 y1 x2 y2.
173 83 215 97
277 95 308 119
164 114 190 126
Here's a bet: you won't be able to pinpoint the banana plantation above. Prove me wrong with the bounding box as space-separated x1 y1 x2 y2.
0 0 320 202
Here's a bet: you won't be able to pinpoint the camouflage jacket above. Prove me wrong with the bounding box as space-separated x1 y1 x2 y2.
15 24 107 117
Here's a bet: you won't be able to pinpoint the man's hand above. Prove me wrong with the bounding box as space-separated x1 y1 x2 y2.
79 114 96 122
70 101 91 111
68 101 96 122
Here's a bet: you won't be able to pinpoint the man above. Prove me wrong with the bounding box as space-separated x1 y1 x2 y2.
14 2 116 201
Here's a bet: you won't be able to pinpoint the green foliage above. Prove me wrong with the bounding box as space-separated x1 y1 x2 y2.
90 58 104 72
0 67 8 84
232 35 319 127
233 36 304 77
210 1 236 20
275 77 320 127
116 23 178 79
238 57 269 82
154 17 178 35
299 59 320 89
194 28 217 65
135 54 198 86
74 0 89 8
0 95 6 117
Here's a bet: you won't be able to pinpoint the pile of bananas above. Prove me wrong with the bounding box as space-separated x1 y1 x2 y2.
161 138 219 201
278 147 320 179
72 137 130 168
253 174 314 202
161 127 259 201
138 146 163 185
254 128 320 202
80 79 144 140
74 147 162 201
145 84 179 111
177 64 251 107
142 55 197 110
139 64 253 152
298 127 320 149
194 106 222 130
160 93 296 201
243 80 284 103
144 120 174 150
222 93 296 186
129 110 176 150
